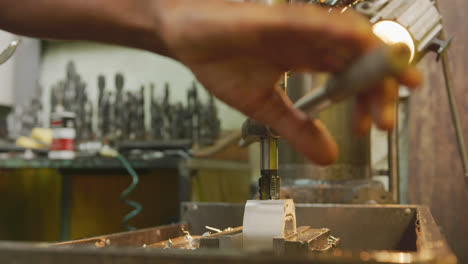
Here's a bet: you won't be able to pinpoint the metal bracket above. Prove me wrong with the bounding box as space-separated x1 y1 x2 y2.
428 37 453 61
239 119 278 147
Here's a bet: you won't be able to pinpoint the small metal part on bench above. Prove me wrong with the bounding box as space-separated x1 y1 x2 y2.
273 227 340 256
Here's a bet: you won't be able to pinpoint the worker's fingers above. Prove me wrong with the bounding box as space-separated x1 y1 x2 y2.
398 66 423 89
352 93 372 136
238 3 381 73
250 86 338 165
370 77 399 130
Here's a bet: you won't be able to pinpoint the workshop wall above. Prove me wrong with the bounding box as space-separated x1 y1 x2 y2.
39 41 245 131
0 32 40 107
0 32 16 107
409 0 468 262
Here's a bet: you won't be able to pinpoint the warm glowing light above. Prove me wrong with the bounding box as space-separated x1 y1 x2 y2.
372 20 415 63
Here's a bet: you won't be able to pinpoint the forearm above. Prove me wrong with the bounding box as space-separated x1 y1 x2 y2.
0 0 173 57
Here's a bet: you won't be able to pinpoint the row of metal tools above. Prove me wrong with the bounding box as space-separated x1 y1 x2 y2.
47 62 221 147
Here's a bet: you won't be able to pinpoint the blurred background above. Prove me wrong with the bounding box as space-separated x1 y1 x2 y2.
0 0 466 262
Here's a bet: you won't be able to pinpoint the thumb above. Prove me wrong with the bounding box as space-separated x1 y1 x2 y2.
249 86 338 165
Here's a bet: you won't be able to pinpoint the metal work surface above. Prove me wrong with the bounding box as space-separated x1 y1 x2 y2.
182 203 418 250
181 203 456 262
0 203 454 264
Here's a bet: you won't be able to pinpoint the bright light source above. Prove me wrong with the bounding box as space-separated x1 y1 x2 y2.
372 20 415 63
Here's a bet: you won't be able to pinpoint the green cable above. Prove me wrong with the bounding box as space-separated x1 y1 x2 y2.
117 154 142 231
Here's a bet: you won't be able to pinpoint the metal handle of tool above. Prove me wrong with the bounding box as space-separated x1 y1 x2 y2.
294 44 411 116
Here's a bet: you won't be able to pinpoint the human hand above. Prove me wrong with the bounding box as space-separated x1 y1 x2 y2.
155 0 422 165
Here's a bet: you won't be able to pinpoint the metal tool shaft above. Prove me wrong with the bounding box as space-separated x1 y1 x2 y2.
294 45 411 116
259 137 280 200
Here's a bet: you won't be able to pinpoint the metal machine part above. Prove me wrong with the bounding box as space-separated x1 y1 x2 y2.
355 0 468 188
242 200 296 250
280 179 392 204
273 227 339 256
199 227 244 249
441 43 468 187
388 103 400 203
240 117 281 200
259 137 280 200
238 0 288 202
198 226 338 256
355 0 444 62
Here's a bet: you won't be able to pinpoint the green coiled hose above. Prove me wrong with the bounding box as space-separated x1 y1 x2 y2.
117 154 142 231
